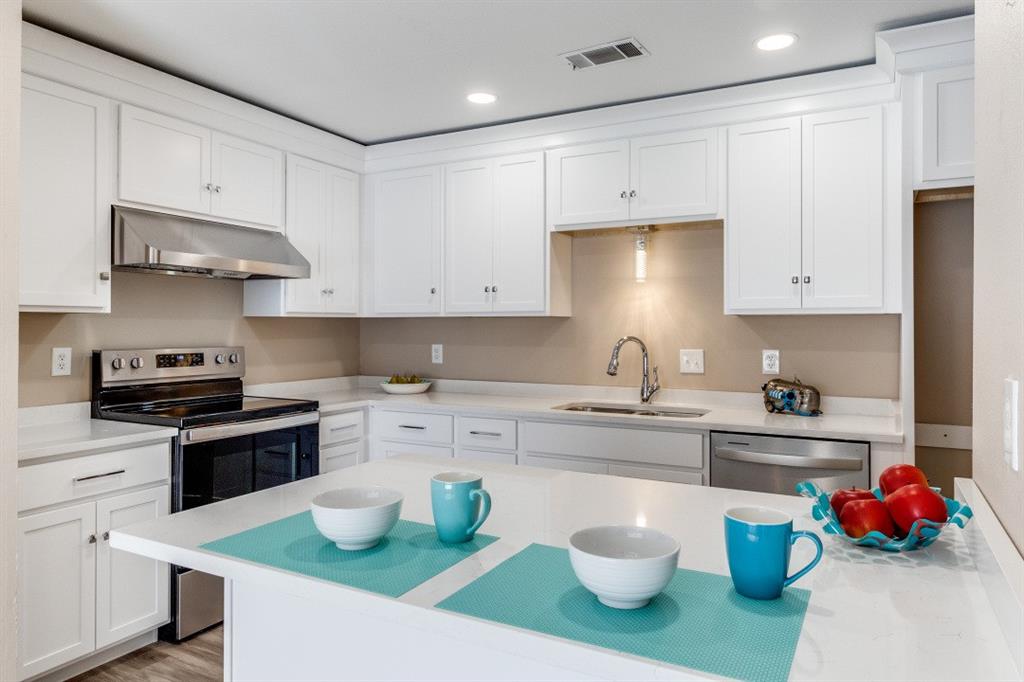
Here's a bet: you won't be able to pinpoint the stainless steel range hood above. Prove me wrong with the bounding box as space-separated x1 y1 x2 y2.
112 206 310 280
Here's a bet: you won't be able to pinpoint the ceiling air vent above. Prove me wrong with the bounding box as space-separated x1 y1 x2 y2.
561 38 648 71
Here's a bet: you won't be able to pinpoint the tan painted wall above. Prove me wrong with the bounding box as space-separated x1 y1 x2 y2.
19 272 360 406
362 226 901 398
974 1 1024 555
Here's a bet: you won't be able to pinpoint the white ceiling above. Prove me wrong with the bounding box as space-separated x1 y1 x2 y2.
23 0 973 144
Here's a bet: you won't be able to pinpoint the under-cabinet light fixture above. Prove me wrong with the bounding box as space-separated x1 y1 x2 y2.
631 226 651 283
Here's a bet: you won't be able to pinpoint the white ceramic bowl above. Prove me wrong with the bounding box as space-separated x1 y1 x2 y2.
310 486 403 551
380 381 432 395
568 525 680 609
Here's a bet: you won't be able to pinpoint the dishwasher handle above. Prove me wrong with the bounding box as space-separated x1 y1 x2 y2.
714 447 863 472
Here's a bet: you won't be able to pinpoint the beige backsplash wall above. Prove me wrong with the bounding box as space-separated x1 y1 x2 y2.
361 225 901 399
19 272 360 406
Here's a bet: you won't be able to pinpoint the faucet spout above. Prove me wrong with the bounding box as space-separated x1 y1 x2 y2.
606 336 660 403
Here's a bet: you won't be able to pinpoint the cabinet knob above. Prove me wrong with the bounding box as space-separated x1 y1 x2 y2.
629 190 637 198
327 288 335 294
99 272 111 281
484 286 490 293
803 275 811 284
87 534 97 544
492 285 497 293
204 183 213 192
321 289 328 295
102 531 109 541
430 287 437 294
214 185 222 193
620 191 628 199
791 275 799 284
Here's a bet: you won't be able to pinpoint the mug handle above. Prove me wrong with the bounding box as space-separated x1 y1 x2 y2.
466 488 491 537
784 530 823 587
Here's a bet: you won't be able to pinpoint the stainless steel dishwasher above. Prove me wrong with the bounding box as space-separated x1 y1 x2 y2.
710 432 869 495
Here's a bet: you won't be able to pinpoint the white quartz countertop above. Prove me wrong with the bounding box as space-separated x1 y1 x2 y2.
261 385 902 443
18 417 177 463
111 457 1015 681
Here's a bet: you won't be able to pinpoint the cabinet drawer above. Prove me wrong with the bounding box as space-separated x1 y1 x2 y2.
456 448 517 465
321 442 361 473
320 410 364 446
18 442 171 513
374 410 453 445
458 417 517 451
380 441 453 460
522 421 703 469
521 453 608 474
608 464 703 486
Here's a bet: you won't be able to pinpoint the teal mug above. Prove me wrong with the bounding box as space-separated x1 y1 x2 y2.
430 472 491 543
724 506 823 600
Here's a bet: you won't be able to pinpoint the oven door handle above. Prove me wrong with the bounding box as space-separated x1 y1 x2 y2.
182 412 319 443
714 447 863 471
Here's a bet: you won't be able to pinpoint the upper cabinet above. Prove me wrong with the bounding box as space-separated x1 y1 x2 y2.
917 65 974 187
119 105 284 228
546 128 719 229
20 76 113 313
445 153 545 314
369 166 444 315
244 154 359 316
725 105 886 314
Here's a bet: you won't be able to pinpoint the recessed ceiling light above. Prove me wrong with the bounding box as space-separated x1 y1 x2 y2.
756 33 797 51
467 92 497 104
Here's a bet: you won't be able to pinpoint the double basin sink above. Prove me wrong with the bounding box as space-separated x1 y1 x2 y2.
553 402 708 419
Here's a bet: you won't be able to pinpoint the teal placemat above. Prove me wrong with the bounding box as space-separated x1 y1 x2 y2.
201 513 497 598
437 543 810 682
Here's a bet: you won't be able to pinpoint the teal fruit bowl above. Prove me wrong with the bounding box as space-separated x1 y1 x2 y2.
795 481 972 552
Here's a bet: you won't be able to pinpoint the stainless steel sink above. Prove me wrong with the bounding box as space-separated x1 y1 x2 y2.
553 402 708 419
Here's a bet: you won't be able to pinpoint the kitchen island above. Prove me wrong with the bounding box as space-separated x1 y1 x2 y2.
110 457 1018 681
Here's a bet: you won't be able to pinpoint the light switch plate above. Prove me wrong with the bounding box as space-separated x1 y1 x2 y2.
1004 377 1019 471
51 347 72 376
762 349 780 375
679 349 705 374
431 344 443 364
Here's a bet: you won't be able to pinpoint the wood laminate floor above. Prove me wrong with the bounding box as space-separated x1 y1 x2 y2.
69 626 223 682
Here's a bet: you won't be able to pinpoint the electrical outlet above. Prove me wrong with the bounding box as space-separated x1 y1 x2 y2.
431 344 443 364
51 347 72 377
679 349 705 374
1004 378 1019 472
762 349 780 375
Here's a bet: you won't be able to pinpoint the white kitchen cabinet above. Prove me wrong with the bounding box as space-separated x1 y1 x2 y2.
521 453 609 474
445 152 545 314
725 117 803 312
319 409 365 472
17 501 97 680
801 106 884 310
119 105 283 228
919 65 974 185
20 75 113 313
95 487 169 649
244 154 359 316
321 441 363 472
547 128 718 228
370 166 443 314
210 131 284 227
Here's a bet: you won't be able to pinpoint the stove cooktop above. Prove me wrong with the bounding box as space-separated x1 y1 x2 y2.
99 394 318 429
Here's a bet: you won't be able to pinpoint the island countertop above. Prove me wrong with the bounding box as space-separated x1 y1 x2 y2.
110 457 1015 681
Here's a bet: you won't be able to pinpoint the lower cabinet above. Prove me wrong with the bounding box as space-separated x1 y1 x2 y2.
319 409 366 472
17 484 169 680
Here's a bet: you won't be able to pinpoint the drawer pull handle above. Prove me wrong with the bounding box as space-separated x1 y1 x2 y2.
398 425 426 430
329 424 358 432
74 469 126 483
469 431 502 437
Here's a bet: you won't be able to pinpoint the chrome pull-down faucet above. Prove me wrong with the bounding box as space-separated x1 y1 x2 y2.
607 336 660 404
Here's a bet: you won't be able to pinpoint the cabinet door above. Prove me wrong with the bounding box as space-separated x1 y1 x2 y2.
801 106 884 310
921 66 974 182
547 140 630 225
285 155 327 313
372 167 443 314
445 159 494 313
725 117 803 312
17 502 96 680
321 441 362 472
20 76 113 311
323 166 361 314
210 132 284 227
118 105 211 214
96 487 169 649
493 152 546 313
630 128 718 219
521 454 608 474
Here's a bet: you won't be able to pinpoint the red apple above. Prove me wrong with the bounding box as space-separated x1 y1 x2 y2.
884 484 948 535
878 464 929 496
840 498 895 539
829 487 877 516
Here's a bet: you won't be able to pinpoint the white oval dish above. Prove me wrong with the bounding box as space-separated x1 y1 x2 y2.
380 381 432 395
310 486 404 551
568 525 680 609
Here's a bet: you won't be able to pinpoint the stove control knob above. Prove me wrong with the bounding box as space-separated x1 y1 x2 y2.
228 353 239 364
111 357 126 370
130 357 144 369
215 354 226 364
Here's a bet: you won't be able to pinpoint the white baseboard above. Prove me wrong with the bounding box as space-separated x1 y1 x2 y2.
28 630 157 682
